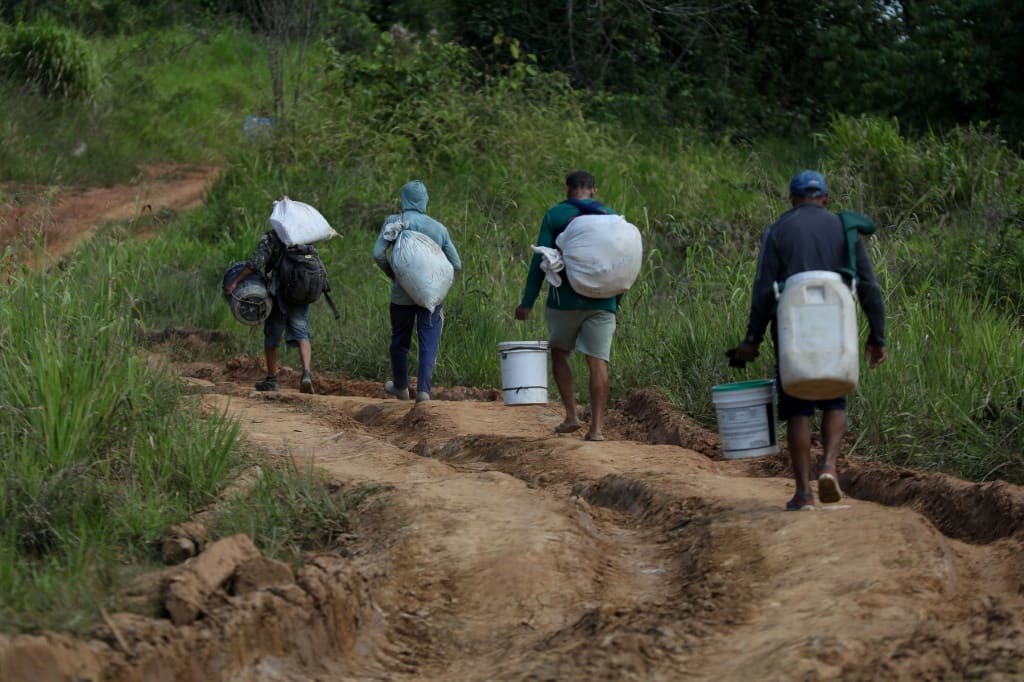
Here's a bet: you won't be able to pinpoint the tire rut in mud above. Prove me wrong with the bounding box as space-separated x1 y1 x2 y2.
413 434 762 681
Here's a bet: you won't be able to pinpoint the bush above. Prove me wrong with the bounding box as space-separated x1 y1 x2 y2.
0 18 100 100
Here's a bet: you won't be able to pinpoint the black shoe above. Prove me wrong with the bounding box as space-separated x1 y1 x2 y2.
255 375 279 391
300 370 314 394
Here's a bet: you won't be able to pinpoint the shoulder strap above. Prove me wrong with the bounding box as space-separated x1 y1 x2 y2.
836 211 878 287
564 198 609 216
554 199 609 241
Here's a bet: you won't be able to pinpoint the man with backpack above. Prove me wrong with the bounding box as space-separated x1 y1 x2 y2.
731 170 887 511
515 170 620 442
373 180 462 403
224 227 333 394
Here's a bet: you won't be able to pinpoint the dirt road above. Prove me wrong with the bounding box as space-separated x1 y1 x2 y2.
5 360 1024 682
0 164 220 266
2 171 1024 680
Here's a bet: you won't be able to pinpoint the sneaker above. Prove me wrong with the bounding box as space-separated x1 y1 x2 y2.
384 380 409 400
255 375 279 391
300 370 314 394
785 491 815 511
416 391 430 403
817 468 843 504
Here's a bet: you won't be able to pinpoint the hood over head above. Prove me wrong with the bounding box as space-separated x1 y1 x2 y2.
401 180 428 213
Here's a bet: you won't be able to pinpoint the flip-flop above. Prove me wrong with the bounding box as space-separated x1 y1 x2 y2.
554 421 583 434
785 492 815 511
584 433 605 442
817 472 843 504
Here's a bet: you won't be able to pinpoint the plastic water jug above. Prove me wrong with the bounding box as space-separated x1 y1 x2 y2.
776 270 858 400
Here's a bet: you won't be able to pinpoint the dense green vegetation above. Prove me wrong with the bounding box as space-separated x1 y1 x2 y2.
1 2 1022 633
0 244 241 631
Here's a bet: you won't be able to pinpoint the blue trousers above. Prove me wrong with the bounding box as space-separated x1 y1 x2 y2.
390 303 444 394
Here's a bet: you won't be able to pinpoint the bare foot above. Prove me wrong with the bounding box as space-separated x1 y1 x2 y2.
584 432 605 441
554 420 583 434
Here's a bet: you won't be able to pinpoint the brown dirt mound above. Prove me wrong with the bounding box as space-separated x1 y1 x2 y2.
607 388 721 456
841 462 1024 544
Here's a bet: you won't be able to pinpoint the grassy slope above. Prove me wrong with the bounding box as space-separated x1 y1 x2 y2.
1 22 1022 633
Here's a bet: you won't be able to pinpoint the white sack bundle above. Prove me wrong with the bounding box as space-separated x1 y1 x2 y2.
555 214 643 298
390 230 454 313
269 198 338 246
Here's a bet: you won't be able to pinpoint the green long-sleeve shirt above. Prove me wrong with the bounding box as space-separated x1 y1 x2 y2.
520 199 620 312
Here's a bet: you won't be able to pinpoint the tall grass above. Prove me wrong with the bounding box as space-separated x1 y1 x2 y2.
214 459 384 563
4 23 1023 558
0 240 242 632
141 33 1023 485
0 25 273 184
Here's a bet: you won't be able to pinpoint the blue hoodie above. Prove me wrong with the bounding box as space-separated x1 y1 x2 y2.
373 180 462 306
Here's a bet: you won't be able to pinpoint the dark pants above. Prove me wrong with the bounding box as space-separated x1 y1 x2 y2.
389 303 444 394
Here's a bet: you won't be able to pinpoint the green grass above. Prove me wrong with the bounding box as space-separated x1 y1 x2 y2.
214 458 385 564
0 25 276 184
2 20 1024 634
125 33 1019 487
0 240 242 633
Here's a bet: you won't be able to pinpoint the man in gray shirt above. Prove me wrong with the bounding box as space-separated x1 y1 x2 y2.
733 170 886 510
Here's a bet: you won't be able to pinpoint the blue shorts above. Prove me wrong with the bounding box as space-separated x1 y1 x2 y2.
264 300 310 349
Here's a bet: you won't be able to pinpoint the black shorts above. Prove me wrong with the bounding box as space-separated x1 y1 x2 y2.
777 387 846 420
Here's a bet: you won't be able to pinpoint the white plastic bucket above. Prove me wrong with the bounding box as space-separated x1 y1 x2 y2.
711 379 778 459
777 270 859 400
497 341 549 406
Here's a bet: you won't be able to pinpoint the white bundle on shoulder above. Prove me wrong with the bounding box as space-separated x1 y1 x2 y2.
530 245 564 287
388 219 454 313
269 197 338 246
555 214 642 298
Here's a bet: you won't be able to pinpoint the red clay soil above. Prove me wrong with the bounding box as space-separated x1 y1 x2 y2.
0 164 221 267
5 363 1023 682
3 174 1024 680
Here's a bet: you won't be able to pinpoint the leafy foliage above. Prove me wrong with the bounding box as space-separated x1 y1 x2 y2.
0 242 242 632
0 18 100 100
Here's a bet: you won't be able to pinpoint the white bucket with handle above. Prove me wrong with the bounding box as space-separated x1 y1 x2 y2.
711 379 779 459
498 341 549 406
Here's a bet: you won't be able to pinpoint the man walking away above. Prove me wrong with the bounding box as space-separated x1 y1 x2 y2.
373 180 462 403
732 170 886 510
224 229 316 394
515 170 621 442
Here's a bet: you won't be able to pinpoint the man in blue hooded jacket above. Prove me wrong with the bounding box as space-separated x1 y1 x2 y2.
373 180 462 402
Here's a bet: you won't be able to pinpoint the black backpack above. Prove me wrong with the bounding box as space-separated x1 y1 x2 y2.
274 244 340 318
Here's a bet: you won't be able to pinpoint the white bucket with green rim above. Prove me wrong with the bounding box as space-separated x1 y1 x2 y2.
710 379 778 459
497 341 549 406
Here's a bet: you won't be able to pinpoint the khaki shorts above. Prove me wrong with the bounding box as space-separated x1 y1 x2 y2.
545 308 616 361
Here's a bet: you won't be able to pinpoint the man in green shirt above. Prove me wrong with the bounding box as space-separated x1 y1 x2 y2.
515 170 619 441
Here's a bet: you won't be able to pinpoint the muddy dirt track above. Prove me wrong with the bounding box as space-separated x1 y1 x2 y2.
4 358 1024 682
0 164 220 266
2 170 1024 680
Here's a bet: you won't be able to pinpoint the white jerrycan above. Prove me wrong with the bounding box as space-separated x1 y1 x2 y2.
776 270 859 400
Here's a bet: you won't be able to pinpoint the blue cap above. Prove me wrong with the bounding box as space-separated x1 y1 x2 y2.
789 170 828 198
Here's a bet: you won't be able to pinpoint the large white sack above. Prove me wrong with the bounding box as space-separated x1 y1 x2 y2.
269 198 338 246
555 214 643 298
390 230 454 313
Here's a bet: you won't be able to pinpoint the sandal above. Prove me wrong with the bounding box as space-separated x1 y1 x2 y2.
584 432 605 442
554 421 583 434
785 491 815 511
817 467 843 504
